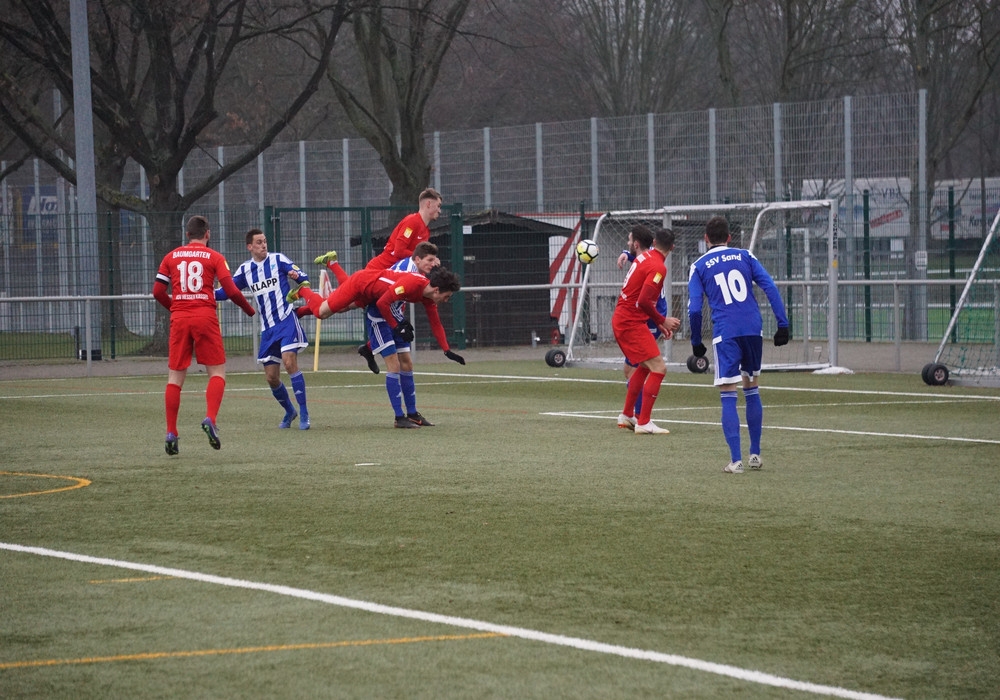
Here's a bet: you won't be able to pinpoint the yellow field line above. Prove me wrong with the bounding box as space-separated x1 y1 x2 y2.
0 471 91 499
0 632 506 669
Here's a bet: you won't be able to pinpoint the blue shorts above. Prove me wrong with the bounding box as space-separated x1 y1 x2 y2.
258 315 308 365
712 335 763 385
366 303 410 357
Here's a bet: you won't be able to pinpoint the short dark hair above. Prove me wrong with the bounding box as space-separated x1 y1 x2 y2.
245 228 265 245
427 265 461 293
630 224 654 250
186 215 210 239
654 227 675 251
413 241 438 258
419 188 442 203
705 216 730 245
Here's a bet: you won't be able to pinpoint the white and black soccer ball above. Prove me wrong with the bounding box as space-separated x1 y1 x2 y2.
576 238 599 264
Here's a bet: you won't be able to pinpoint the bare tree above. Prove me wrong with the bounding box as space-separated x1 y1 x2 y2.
422 1 571 128
0 0 354 349
327 0 474 206
525 0 713 117
879 0 1000 337
703 0 886 106
885 0 1000 183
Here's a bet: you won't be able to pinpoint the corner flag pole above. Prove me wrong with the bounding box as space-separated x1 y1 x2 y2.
312 269 332 372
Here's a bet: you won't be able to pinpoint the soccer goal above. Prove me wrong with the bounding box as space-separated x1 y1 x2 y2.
560 200 839 372
921 208 1000 387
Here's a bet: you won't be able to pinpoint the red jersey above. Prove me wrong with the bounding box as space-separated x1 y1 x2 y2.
612 249 667 327
365 212 431 270
153 241 252 317
326 268 451 351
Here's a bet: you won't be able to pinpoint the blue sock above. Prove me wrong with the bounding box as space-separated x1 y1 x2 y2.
744 387 762 455
720 390 741 462
400 371 417 415
290 371 308 419
271 383 294 414
386 372 404 417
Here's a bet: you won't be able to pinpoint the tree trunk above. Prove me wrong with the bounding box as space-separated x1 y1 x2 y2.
141 189 185 355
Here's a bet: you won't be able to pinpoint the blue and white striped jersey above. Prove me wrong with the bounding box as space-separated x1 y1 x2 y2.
230 253 309 332
687 246 787 344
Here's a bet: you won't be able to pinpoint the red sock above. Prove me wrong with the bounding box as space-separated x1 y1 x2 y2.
205 375 226 422
328 260 348 284
637 371 665 425
296 305 313 318
297 286 326 316
623 366 649 418
165 383 181 434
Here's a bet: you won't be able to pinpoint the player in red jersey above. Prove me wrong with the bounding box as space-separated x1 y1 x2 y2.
152 215 256 455
313 188 443 285
290 265 465 364
367 188 443 270
311 188 444 370
612 225 681 435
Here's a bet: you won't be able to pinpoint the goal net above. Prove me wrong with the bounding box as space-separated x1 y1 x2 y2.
923 208 1000 387
563 200 838 372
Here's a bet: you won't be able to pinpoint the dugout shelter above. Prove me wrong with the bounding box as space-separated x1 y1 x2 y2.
355 210 575 348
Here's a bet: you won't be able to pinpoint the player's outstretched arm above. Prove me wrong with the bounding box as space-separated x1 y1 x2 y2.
219 275 255 317
421 301 453 354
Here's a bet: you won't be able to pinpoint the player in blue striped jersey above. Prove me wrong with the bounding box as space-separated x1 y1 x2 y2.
216 229 312 430
365 241 447 428
687 216 790 473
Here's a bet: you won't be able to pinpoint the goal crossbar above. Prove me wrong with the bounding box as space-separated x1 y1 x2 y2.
565 200 838 369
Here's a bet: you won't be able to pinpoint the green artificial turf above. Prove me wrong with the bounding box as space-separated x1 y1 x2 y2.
1 361 997 698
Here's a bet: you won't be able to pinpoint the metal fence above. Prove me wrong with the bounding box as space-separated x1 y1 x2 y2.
2 197 998 364
2 90 1000 365
0 92 932 219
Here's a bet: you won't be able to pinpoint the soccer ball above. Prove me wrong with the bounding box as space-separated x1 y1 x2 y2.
576 239 599 264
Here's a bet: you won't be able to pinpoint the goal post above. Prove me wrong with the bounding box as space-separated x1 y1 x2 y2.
922 207 1000 387
563 200 839 372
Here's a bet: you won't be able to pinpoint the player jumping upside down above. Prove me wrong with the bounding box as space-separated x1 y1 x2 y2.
288 265 466 426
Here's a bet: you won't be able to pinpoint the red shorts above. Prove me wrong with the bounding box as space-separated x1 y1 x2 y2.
613 318 661 365
168 313 226 371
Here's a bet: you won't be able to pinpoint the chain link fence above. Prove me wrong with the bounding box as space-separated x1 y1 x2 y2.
2 92 998 365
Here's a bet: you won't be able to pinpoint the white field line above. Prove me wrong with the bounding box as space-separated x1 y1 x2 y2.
408 370 1000 401
544 412 1000 445
0 542 901 700
4 369 1000 402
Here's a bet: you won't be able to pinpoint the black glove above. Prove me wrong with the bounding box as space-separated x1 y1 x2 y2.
773 326 790 346
393 320 415 343
444 350 466 365
692 343 707 358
